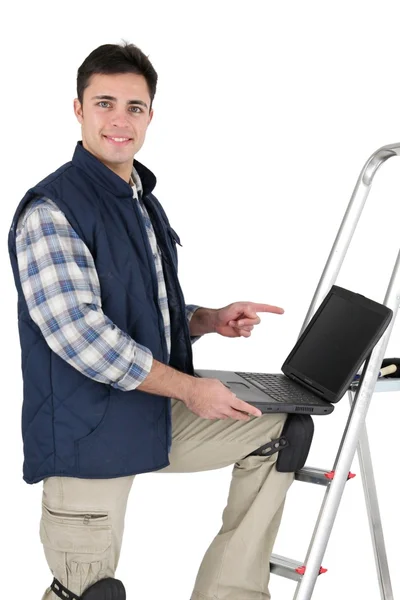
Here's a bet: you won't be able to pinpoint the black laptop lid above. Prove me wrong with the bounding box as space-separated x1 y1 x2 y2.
281 285 393 403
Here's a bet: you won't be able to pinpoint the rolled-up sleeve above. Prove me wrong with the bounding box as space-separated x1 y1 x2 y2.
185 303 203 344
15 198 153 392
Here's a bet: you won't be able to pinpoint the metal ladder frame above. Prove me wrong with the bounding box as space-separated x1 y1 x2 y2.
270 142 400 599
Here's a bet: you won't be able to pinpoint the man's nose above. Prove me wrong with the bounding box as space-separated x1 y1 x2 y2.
110 109 130 128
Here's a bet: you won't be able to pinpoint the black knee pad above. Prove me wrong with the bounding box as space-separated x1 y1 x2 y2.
51 577 126 600
81 578 126 599
244 414 314 472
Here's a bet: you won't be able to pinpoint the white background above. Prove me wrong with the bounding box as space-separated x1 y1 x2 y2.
2 1 400 599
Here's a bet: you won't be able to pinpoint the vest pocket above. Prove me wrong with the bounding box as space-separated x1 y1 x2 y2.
75 389 170 476
168 226 182 246
155 401 169 451
74 388 111 472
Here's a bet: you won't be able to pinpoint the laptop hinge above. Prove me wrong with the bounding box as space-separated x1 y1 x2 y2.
290 372 323 395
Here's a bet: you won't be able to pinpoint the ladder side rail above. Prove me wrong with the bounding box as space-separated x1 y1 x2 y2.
292 253 400 600
332 241 400 466
346 242 400 599
286 142 400 599
293 274 399 600
352 403 394 600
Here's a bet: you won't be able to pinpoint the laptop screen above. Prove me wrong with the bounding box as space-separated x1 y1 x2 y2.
283 286 392 398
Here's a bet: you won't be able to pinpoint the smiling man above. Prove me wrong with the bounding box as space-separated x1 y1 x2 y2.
76 75 153 182
8 41 294 600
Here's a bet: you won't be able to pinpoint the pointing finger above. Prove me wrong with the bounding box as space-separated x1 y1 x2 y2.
250 303 284 315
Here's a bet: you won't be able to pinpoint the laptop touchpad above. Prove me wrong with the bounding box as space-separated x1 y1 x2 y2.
225 382 250 390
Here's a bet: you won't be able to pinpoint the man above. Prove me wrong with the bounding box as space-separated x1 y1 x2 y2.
8 41 294 600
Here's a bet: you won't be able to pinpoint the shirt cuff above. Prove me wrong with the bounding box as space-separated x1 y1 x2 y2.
186 304 203 344
111 342 154 391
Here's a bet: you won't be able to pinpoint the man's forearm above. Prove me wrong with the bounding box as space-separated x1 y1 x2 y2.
189 307 218 336
136 358 195 404
136 308 218 399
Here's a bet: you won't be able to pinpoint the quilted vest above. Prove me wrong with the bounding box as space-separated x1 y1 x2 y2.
8 141 194 484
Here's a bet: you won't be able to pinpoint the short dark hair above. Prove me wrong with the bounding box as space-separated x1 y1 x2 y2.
77 40 158 110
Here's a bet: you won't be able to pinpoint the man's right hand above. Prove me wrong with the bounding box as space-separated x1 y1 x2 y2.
184 377 262 421
136 359 262 421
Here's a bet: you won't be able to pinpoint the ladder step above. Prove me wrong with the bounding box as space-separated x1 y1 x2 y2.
295 466 356 485
295 467 332 485
350 378 400 393
270 553 327 582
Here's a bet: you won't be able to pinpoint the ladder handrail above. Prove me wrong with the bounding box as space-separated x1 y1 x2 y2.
298 142 400 338
291 143 400 600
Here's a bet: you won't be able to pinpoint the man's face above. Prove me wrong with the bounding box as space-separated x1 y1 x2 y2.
73 72 153 180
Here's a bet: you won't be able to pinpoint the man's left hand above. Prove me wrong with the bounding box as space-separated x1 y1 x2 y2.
214 302 284 338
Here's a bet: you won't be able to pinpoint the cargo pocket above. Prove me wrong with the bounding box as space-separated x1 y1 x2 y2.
40 504 112 595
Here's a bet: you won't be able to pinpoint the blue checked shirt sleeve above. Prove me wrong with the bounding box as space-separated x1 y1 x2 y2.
185 303 203 344
15 199 153 392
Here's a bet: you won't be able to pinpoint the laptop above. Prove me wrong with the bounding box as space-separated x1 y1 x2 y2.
194 285 393 415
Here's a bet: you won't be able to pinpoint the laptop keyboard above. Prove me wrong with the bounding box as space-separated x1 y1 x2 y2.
235 372 324 404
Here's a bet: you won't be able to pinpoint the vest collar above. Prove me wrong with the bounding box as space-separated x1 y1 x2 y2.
72 140 157 198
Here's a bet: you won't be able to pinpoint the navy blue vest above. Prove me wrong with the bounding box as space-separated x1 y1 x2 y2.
8 141 194 484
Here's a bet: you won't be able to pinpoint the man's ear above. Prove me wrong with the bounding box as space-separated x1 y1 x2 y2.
73 98 83 125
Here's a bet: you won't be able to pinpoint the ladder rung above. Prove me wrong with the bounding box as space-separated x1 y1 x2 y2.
295 467 356 485
270 553 327 582
350 378 400 393
295 467 332 486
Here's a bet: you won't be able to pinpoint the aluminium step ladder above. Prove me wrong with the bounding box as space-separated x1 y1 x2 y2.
269 142 400 599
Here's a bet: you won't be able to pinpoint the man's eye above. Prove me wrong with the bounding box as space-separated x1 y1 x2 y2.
96 102 142 113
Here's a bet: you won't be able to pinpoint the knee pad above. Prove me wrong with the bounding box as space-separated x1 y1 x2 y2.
244 414 314 472
51 577 126 600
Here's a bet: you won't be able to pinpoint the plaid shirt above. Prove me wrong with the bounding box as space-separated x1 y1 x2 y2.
15 165 200 392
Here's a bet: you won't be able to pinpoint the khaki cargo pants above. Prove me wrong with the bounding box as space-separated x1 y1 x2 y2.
40 399 294 600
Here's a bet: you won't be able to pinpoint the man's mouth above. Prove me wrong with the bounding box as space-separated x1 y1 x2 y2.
103 135 132 146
